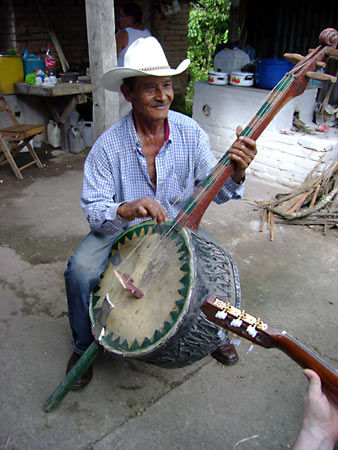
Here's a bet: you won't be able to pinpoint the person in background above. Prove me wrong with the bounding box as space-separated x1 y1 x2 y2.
116 2 151 66
293 369 338 450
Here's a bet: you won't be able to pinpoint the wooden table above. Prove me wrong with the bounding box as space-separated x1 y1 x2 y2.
14 81 92 151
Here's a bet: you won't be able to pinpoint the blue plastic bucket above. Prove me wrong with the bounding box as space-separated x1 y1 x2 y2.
23 58 45 76
22 50 45 76
256 58 294 89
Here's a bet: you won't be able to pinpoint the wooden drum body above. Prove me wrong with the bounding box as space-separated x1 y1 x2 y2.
89 220 241 368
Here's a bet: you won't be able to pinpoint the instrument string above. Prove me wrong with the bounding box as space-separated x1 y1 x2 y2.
186 48 329 228
108 72 296 299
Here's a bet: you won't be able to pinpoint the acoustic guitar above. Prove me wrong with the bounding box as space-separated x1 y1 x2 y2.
201 295 338 399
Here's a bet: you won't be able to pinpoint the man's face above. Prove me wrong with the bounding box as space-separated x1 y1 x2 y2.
122 76 174 122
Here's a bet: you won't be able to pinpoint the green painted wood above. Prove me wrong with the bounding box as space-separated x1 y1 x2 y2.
44 341 101 412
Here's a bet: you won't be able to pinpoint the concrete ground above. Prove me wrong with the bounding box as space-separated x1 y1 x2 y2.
0 147 337 450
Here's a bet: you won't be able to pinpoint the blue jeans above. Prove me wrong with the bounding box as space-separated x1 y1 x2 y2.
65 231 121 354
65 227 219 354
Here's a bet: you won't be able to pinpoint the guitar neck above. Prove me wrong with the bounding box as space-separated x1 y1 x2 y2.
201 296 338 399
271 330 338 398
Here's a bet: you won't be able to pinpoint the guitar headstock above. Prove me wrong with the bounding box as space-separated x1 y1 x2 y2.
202 297 338 399
201 296 279 349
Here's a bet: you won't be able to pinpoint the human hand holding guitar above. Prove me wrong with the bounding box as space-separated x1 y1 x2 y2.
201 296 338 449
293 369 338 450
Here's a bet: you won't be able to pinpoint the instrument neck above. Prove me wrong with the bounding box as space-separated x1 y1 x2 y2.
174 74 299 231
273 331 338 399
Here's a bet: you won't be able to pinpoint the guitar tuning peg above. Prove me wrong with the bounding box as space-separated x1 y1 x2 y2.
247 325 258 338
215 310 227 320
283 52 304 63
306 71 337 83
230 318 243 328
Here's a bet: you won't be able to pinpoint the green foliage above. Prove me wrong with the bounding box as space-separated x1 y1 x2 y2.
188 0 231 74
185 0 231 116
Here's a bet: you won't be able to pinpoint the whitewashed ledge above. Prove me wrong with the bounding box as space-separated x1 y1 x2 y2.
248 129 338 187
192 81 338 187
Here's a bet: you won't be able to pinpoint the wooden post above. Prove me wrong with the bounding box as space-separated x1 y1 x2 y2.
85 0 119 141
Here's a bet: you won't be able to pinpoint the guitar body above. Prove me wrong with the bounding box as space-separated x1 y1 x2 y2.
90 220 241 367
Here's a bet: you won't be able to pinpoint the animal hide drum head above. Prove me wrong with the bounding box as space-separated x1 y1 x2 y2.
90 220 193 357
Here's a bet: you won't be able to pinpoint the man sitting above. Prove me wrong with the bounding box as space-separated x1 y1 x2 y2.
65 37 257 388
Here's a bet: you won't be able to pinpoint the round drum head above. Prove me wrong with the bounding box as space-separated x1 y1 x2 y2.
89 221 193 357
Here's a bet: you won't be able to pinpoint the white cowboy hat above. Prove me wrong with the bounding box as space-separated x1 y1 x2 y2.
101 37 190 92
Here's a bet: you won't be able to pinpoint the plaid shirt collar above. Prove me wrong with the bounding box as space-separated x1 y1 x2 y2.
126 112 171 151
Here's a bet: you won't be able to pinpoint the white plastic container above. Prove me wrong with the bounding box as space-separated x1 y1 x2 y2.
79 120 94 147
69 126 85 154
69 110 80 127
214 48 250 74
33 133 44 148
47 120 61 148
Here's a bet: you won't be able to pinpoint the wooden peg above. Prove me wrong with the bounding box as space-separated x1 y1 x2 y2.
283 53 304 63
326 49 338 58
306 71 337 83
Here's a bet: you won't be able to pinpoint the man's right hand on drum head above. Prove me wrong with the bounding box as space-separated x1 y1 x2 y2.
117 197 168 226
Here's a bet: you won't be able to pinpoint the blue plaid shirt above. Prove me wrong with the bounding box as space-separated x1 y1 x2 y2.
81 110 244 233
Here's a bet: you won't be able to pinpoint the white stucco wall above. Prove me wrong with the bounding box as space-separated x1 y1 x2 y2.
193 82 338 186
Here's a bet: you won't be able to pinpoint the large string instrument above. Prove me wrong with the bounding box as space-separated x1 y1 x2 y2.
90 28 338 368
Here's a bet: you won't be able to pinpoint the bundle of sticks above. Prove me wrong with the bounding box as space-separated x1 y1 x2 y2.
258 157 338 240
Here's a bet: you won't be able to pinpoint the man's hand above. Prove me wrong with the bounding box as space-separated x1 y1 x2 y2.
293 369 338 450
117 197 168 226
230 126 257 184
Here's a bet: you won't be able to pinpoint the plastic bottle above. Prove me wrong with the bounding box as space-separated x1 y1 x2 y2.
43 76 53 87
79 119 94 147
45 44 56 74
47 120 61 148
69 126 86 154
35 68 45 85
49 72 57 85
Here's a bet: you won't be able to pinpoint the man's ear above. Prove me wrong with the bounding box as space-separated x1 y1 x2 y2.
120 84 133 103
